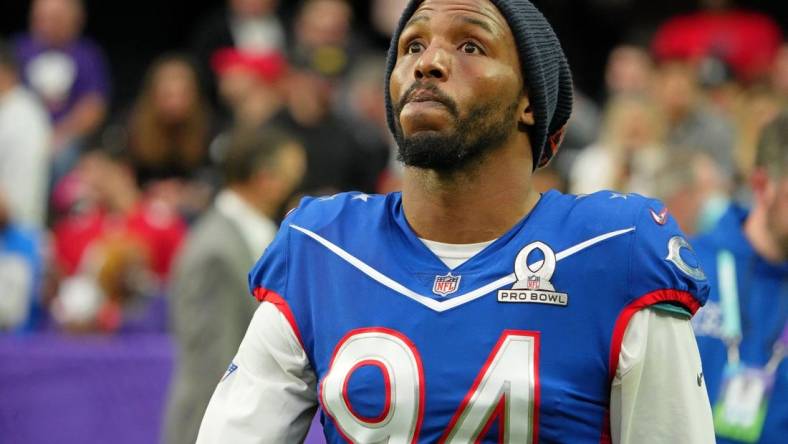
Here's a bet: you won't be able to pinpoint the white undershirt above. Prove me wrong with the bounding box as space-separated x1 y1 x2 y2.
197 240 715 443
419 237 495 270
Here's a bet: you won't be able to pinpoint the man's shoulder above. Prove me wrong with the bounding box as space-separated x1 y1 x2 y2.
555 191 709 310
189 209 238 242
248 192 390 299
284 192 390 234
548 190 662 234
178 210 243 262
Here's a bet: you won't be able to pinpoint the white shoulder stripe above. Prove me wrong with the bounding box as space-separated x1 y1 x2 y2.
290 224 635 313
530 227 636 269
290 224 444 310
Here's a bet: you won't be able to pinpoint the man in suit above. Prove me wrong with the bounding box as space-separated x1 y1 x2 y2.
164 126 305 444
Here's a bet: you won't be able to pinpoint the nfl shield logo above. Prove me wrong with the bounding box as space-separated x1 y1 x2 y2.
433 273 461 297
527 275 540 290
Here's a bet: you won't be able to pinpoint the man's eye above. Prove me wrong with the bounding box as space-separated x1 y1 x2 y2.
406 42 425 54
461 42 483 54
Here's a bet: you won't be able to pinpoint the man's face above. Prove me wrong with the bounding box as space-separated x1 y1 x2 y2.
766 176 788 259
389 0 526 172
296 0 353 48
31 0 83 46
653 62 698 118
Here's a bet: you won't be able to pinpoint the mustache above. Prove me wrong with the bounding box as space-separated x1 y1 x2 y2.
396 82 458 116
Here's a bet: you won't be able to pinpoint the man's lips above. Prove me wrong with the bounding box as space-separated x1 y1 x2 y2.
407 90 445 104
396 84 458 117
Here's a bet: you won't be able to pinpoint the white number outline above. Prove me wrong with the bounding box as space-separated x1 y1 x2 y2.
320 327 426 443
440 330 540 443
321 328 540 443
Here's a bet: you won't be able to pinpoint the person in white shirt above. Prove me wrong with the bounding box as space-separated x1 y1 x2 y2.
0 40 52 230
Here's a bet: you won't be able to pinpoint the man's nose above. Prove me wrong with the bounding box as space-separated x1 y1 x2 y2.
414 44 450 81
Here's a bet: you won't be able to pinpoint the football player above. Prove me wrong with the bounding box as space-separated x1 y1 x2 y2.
197 0 715 442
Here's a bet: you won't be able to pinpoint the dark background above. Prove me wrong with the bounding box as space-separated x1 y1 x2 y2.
1 0 786 109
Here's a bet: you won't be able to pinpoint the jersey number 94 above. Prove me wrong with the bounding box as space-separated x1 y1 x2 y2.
320 328 540 443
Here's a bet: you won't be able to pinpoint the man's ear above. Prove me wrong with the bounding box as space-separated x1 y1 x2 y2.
749 167 772 204
519 96 536 127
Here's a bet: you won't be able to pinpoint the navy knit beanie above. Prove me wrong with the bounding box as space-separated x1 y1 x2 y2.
384 0 574 170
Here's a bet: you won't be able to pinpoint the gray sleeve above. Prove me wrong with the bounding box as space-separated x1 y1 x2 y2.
165 253 254 444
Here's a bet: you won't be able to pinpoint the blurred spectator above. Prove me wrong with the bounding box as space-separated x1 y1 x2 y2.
0 193 43 333
554 89 602 178
194 0 284 56
773 44 788 100
273 57 373 195
731 86 783 186
291 0 358 80
697 56 744 123
652 0 783 84
605 45 654 98
337 54 393 193
370 0 409 39
211 49 287 130
126 55 215 217
0 40 51 230
191 0 285 109
559 45 652 178
691 110 788 444
653 149 730 236
652 60 736 179
13 0 109 181
570 95 667 196
51 142 187 333
164 127 305 444
128 55 212 186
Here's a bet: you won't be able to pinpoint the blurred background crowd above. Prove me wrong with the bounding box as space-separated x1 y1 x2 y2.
0 0 786 442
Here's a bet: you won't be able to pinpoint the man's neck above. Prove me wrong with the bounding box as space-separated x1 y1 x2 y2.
401 142 539 244
229 185 276 220
744 206 784 263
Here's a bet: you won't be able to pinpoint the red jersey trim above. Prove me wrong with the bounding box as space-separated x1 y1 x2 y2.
600 289 700 443
253 287 305 351
319 327 425 444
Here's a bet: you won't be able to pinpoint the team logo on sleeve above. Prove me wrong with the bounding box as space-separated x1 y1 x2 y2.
433 273 461 297
666 236 707 280
498 242 569 307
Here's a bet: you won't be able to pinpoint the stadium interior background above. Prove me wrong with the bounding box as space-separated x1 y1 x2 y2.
0 0 787 443
2 0 786 104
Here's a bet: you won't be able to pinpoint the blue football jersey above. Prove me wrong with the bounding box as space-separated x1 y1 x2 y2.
249 190 709 443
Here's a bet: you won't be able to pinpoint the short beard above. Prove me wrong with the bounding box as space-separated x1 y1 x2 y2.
394 88 520 173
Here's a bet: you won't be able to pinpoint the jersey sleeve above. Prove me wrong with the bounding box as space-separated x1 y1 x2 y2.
248 219 290 303
196 302 319 443
610 308 715 444
247 196 322 303
628 198 710 315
